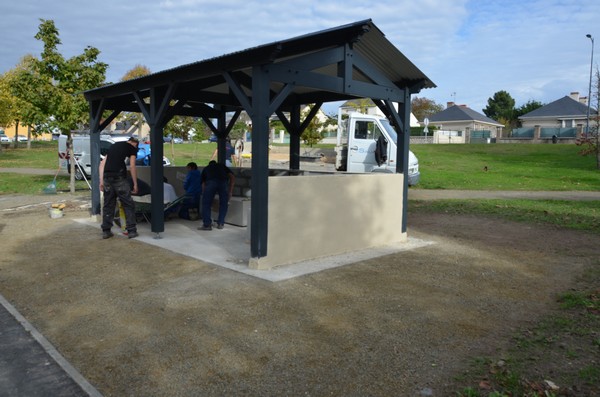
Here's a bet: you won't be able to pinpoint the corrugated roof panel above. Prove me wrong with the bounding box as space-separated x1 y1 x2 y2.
85 19 435 109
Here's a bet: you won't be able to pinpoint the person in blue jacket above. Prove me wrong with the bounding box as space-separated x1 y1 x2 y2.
179 162 202 220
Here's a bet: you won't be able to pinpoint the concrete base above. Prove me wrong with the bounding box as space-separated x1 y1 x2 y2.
212 196 250 226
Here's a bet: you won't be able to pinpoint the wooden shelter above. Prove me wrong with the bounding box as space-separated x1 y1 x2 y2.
83 19 434 267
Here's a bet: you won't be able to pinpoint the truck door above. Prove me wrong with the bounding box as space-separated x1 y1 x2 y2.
347 119 386 173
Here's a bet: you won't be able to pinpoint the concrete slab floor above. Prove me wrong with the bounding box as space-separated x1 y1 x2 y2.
75 217 434 282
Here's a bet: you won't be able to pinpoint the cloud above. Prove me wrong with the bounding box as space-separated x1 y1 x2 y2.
1 0 598 114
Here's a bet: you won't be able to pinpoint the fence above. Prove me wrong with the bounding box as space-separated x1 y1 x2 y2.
511 127 577 138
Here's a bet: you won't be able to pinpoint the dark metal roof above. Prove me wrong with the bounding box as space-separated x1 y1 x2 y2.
429 105 503 126
520 96 597 119
84 19 435 113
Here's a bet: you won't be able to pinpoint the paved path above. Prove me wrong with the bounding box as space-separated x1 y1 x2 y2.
409 189 600 201
0 168 56 175
0 295 102 397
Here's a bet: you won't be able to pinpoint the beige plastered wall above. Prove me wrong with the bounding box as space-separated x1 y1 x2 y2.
250 172 406 269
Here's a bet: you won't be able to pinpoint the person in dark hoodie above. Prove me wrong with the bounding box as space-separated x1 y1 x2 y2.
198 160 235 230
99 137 140 239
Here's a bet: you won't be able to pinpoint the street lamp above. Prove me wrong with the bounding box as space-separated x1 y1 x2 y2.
586 34 594 138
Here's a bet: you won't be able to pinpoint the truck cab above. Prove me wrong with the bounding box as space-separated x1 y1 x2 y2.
335 113 420 186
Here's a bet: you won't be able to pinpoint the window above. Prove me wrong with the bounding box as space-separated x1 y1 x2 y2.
354 120 379 140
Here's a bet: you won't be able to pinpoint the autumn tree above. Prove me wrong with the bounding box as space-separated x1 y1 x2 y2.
1 56 49 150
411 96 444 121
344 98 374 114
300 104 325 147
118 65 151 136
121 64 151 81
9 19 107 191
0 73 16 153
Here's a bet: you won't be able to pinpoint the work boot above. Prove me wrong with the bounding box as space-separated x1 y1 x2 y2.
102 230 114 239
127 231 139 239
198 224 212 231
217 224 224 229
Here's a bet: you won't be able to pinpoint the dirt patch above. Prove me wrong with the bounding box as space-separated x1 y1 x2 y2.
0 194 598 396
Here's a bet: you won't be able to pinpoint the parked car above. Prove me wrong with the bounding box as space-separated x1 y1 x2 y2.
208 134 218 142
163 135 172 143
173 137 184 144
0 134 9 143
13 135 27 142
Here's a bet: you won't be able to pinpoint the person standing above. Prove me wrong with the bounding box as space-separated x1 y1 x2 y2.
210 139 235 167
99 137 140 239
198 160 235 230
179 162 202 220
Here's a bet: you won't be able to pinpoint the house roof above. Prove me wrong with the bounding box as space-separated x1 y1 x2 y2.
428 105 503 126
520 96 596 119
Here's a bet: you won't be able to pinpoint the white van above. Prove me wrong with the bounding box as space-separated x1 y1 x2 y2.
58 134 170 180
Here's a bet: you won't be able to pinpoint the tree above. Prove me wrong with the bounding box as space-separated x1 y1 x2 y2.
1 56 49 150
0 74 16 129
411 97 444 121
345 98 374 114
514 100 544 120
119 65 151 136
0 73 17 153
483 90 515 124
121 64 151 81
229 120 247 141
300 104 325 147
9 19 107 191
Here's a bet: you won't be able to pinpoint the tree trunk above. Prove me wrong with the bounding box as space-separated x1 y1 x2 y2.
13 121 19 149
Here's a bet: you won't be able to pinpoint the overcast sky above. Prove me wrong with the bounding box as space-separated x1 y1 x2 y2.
1 0 598 115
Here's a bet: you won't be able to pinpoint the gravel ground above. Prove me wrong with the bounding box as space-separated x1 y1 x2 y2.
0 192 598 396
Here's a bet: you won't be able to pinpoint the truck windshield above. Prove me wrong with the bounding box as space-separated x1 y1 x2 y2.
380 119 398 144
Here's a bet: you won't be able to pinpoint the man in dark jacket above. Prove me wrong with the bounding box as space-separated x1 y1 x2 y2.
99 137 140 239
198 160 235 230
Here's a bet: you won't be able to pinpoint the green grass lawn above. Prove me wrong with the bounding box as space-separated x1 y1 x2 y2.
411 144 600 191
2 141 598 191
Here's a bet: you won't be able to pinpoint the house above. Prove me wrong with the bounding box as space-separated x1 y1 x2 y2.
518 92 596 137
427 102 504 142
1 122 54 141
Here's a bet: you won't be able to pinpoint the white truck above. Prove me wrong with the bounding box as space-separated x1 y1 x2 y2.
335 112 420 185
58 133 170 180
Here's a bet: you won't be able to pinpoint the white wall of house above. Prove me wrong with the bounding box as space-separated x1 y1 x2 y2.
429 120 501 138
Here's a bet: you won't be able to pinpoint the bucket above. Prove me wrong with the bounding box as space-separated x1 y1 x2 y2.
49 208 63 219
